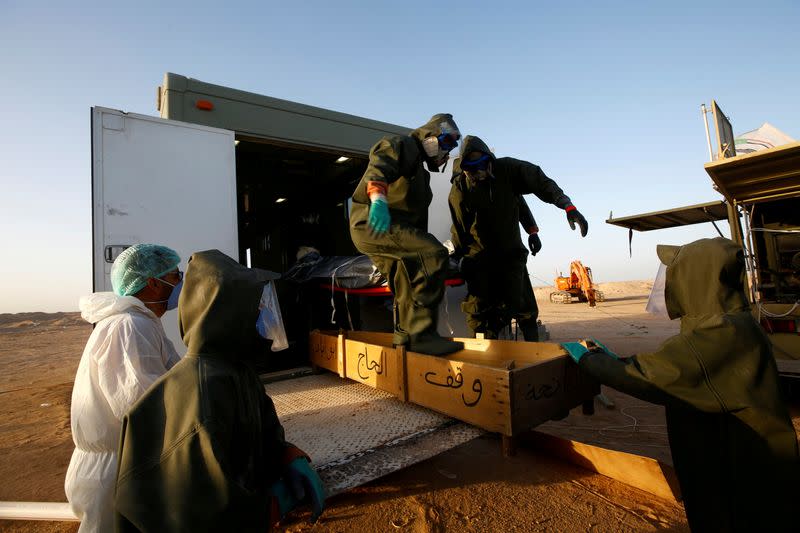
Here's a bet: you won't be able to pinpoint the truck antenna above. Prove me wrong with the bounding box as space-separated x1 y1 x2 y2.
701 103 714 162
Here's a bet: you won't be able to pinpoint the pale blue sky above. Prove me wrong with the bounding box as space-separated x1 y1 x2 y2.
1 1 798 312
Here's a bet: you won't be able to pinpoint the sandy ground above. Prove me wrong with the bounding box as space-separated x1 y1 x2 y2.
0 281 736 532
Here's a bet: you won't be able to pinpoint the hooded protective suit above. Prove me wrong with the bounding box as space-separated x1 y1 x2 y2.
449 135 572 339
579 238 799 532
114 250 306 532
350 114 458 350
65 292 180 533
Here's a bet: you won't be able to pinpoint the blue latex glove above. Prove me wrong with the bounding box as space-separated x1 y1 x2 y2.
561 342 589 363
562 339 619 363
285 457 326 522
368 197 391 235
270 479 298 519
589 338 619 359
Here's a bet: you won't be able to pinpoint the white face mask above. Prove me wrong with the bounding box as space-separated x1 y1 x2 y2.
422 136 449 166
646 263 670 318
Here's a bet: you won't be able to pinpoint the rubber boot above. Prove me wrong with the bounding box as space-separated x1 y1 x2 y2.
408 331 464 356
517 318 539 342
471 329 497 340
392 331 410 346
392 301 409 346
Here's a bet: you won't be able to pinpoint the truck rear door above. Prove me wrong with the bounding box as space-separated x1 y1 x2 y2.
91 107 238 352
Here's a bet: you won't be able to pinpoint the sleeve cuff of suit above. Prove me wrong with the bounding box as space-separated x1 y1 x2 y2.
366 180 388 199
282 445 310 465
555 195 572 209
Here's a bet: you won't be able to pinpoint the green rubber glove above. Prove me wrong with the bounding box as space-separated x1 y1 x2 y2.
562 339 619 363
561 342 589 363
270 479 298 519
285 457 326 522
588 338 619 359
368 197 391 235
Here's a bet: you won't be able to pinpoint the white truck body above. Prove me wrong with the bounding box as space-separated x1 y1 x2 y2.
91 75 466 354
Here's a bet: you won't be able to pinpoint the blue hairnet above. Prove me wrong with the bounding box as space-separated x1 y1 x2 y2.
111 244 181 296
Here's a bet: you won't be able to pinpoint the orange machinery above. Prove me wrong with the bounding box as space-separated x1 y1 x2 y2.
550 261 604 306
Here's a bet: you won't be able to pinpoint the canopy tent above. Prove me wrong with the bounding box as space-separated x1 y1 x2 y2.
734 122 796 156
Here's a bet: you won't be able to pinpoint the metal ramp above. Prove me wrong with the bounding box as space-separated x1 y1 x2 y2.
265 374 484 495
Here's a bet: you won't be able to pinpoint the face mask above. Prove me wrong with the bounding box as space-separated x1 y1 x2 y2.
465 167 492 183
422 136 447 162
422 122 460 168
645 263 669 318
144 276 182 310
165 279 182 310
462 153 493 182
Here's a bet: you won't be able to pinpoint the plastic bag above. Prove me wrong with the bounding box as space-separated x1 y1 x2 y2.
256 281 289 351
645 263 669 318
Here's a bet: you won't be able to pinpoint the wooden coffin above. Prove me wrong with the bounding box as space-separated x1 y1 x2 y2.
309 330 598 436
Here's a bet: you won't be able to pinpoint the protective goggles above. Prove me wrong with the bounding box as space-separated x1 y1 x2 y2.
437 132 460 152
157 270 183 285
460 153 492 172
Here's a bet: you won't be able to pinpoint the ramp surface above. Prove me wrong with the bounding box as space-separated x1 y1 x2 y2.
265 374 484 495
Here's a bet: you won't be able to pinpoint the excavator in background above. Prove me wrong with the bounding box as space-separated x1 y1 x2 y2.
550 261 605 306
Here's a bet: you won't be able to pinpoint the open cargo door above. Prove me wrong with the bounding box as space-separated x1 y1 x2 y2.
606 200 730 232
91 107 238 353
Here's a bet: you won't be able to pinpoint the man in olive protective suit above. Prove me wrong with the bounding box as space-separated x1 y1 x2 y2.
350 113 464 356
114 250 325 531
566 238 799 532
449 135 588 341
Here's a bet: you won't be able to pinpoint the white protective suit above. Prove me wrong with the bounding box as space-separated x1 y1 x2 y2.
65 292 180 532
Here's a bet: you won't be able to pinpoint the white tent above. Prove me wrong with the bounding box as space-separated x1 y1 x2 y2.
734 122 796 154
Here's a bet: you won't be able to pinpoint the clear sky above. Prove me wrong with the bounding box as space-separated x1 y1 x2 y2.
1 0 798 313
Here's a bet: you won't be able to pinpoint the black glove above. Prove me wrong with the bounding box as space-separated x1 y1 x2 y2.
528 233 542 256
566 206 588 237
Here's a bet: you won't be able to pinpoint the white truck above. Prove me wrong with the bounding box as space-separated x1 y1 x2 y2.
81 72 496 510
0 74 574 522
92 72 470 360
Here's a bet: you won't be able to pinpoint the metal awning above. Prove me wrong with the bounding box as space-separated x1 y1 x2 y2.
606 200 729 231
704 141 800 204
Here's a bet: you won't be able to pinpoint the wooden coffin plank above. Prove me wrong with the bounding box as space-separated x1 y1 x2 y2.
343 338 405 397
309 330 342 375
406 351 512 434
510 358 600 434
523 430 682 502
453 337 568 363
343 331 395 346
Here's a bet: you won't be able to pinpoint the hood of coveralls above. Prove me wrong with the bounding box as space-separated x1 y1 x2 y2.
410 113 459 149
657 237 749 321
179 249 279 358
459 135 496 161
452 135 496 180
79 292 153 324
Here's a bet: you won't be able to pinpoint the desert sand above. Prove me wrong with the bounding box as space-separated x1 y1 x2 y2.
0 281 761 532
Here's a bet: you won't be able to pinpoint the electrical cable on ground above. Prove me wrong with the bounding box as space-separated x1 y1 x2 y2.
547 406 669 447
